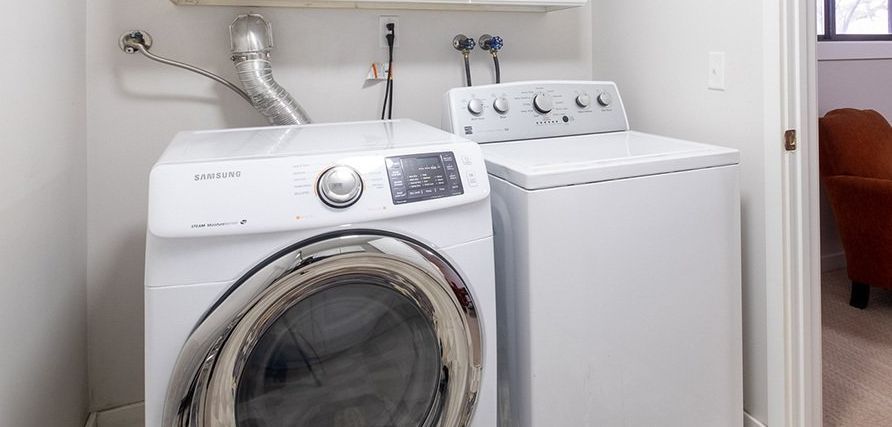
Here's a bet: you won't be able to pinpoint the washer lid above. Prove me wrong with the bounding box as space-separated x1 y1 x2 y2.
481 131 740 190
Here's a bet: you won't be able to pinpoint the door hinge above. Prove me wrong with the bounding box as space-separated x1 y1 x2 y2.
784 129 797 151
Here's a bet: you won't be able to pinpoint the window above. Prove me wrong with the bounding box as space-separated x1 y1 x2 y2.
820 0 892 40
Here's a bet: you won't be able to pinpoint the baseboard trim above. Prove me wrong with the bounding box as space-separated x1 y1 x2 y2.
85 402 144 427
744 411 768 427
821 251 846 273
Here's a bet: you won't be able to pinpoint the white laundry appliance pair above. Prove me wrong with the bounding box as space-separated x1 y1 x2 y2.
144 120 497 426
145 80 743 427
443 81 744 427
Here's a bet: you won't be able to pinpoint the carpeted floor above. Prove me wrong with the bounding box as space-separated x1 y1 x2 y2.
823 269 892 426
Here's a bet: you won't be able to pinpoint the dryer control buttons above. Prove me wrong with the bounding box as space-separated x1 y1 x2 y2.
386 152 464 205
318 166 363 208
597 92 613 107
493 97 510 114
575 94 592 108
533 94 554 114
468 99 484 115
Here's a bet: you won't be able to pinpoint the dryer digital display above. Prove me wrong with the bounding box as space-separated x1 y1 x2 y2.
386 152 464 204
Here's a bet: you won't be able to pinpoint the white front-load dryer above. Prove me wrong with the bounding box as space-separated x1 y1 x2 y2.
144 120 496 427
443 81 743 427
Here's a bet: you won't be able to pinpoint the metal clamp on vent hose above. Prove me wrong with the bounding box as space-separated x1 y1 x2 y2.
119 14 312 126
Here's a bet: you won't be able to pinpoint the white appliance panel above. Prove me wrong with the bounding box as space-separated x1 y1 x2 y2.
481 130 739 189
145 201 493 287
490 165 743 427
145 237 497 427
149 136 488 238
442 81 629 143
158 120 473 164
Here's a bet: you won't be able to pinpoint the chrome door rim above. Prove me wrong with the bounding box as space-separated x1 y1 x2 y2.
163 233 483 427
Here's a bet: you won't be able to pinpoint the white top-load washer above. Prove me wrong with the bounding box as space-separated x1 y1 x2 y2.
144 119 496 427
443 81 743 427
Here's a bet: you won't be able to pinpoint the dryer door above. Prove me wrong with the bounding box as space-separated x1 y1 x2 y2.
163 233 483 427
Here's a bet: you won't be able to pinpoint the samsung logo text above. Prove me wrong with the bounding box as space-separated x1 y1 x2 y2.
194 171 242 182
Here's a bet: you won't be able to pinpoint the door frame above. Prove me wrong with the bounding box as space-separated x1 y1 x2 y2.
778 0 823 425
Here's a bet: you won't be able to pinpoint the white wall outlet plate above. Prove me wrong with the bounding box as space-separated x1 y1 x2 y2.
379 16 399 49
708 51 726 91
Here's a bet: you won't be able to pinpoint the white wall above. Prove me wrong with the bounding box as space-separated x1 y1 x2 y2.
817 57 892 271
818 59 892 119
86 1 593 410
0 0 88 425
591 0 772 423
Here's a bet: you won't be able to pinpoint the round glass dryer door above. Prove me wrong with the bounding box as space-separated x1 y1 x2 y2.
163 233 483 427
236 282 440 425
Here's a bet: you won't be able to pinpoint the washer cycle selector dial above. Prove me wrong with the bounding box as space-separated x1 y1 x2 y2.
597 92 613 107
467 99 484 115
317 166 363 208
533 94 554 114
493 97 510 114
575 94 592 108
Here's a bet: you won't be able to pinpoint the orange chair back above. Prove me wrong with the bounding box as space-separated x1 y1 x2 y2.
819 108 892 180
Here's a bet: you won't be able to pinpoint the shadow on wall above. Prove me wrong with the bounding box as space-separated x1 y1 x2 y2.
113 56 263 129
738 192 764 420
1 177 88 425
88 227 148 410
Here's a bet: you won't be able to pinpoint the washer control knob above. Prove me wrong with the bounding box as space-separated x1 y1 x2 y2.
597 92 613 107
493 97 510 114
576 94 592 108
318 166 362 208
467 99 484 115
533 94 554 114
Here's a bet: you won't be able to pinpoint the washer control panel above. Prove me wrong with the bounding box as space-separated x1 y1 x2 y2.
386 152 464 205
442 80 630 143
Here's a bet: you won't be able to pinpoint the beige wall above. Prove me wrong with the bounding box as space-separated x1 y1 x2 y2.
591 0 771 423
86 1 594 410
0 0 88 425
817 57 892 271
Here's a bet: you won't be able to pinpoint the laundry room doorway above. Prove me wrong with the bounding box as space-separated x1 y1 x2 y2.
799 1 892 426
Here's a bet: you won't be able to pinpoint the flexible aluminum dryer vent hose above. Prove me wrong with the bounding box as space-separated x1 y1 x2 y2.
230 14 312 126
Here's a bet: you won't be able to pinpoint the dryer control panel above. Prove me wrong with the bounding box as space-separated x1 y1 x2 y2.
386 151 464 205
148 121 489 239
442 80 630 143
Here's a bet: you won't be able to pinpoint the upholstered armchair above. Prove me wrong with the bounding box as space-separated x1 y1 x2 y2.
819 108 892 309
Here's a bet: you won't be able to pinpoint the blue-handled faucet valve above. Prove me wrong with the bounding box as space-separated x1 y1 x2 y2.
478 34 503 53
453 34 476 54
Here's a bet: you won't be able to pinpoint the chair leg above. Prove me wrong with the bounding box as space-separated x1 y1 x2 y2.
850 282 870 309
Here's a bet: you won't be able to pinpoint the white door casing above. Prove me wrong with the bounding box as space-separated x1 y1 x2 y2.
777 0 823 425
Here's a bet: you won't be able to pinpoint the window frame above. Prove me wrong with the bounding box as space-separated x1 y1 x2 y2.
820 0 892 41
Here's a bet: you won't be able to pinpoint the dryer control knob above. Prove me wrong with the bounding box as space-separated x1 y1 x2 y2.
493 97 510 114
576 94 592 108
533 94 554 114
468 99 484 115
318 166 362 208
597 92 613 107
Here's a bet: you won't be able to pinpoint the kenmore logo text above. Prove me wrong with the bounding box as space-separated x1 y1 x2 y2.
194 171 242 181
